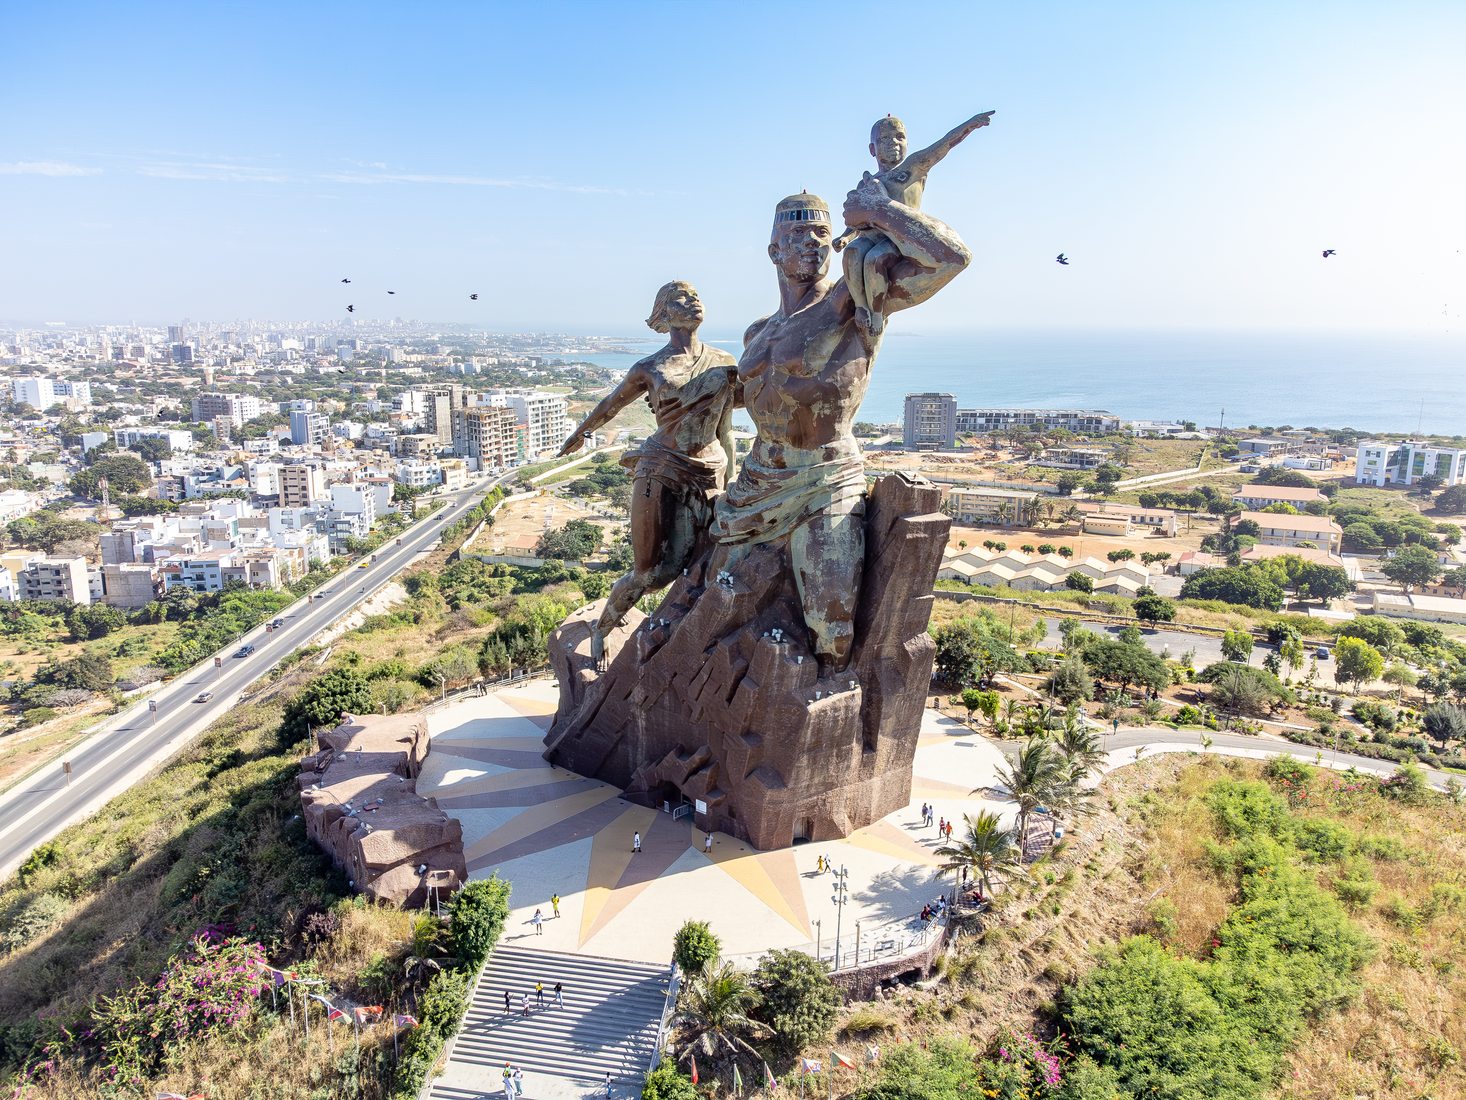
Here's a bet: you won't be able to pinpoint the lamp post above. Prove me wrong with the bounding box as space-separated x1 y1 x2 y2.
832 865 850 970
814 919 822 962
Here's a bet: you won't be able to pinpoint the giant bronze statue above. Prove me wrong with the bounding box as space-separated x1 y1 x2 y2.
546 112 989 849
558 281 737 661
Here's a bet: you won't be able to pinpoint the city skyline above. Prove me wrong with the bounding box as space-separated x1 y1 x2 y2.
3 1 1464 336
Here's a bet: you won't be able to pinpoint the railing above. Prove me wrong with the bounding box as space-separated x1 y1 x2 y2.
422 665 553 712
723 910 949 975
647 963 680 1075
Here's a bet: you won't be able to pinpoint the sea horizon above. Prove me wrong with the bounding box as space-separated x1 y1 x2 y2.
579 325 1466 437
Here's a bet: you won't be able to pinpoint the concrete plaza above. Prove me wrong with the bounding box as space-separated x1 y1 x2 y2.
416 681 1014 968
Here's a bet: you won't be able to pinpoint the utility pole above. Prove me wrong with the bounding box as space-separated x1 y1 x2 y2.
97 475 110 526
832 865 850 970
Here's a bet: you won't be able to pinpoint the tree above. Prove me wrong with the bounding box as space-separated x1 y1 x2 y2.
1336 616 1403 656
960 687 996 720
750 949 841 1056
69 452 151 498
1260 502 1298 515
1342 522 1384 554
281 667 372 742
36 651 115 692
990 738 1069 842
1045 656 1094 705
1199 663 1292 715
1057 545 1074 559
1091 463 1125 491
670 961 770 1068
933 616 1018 688
1065 570 1094 593
672 920 721 976
65 603 126 640
1084 639 1170 694
934 809 1024 897
1294 562 1351 605
536 518 603 560
1333 636 1384 690
448 875 511 969
1433 485 1466 513
1055 471 1083 497
1381 545 1441 592
1134 594 1176 626
1180 566 1283 611
1057 721 1107 780
127 435 172 463
1107 549 1136 563
1220 630 1255 663
1422 704 1466 751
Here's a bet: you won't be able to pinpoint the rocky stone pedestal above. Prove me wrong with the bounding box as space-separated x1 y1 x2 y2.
544 473 950 850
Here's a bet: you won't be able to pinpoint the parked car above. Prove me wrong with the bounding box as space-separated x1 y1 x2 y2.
235 645 255 658
1315 647 1329 660
195 691 214 703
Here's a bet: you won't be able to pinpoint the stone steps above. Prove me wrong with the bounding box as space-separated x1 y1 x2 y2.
426 944 671 1100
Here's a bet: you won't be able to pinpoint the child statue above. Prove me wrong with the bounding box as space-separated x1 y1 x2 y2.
836 110 994 338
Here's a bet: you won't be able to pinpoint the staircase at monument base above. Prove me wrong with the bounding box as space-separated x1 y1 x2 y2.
426 945 672 1100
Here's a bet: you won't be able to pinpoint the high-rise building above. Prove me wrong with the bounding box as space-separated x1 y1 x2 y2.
278 464 326 508
12 377 56 409
482 390 569 459
417 384 467 444
903 392 957 450
289 409 329 447
451 405 519 469
191 392 263 428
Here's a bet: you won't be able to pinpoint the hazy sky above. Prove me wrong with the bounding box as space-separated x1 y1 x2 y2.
3 1 1464 337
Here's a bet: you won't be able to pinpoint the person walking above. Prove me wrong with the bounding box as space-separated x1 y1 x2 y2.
945 820 954 841
521 992 531 1017
551 893 561 918
937 815 945 837
532 908 544 935
514 1067 524 1099
536 980 545 1007
632 831 642 853
554 981 564 1008
815 854 824 874
704 831 713 854
503 1064 515 1099
919 801 929 827
503 989 511 1014
604 1071 614 1099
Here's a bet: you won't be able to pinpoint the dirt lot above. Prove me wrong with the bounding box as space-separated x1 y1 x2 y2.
945 519 1214 561
485 491 626 556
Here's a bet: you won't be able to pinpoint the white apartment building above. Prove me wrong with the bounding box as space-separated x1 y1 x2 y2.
486 390 569 459
954 408 1121 434
395 461 443 490
191 392 262 428
113 427 196 454
17 556 92 604
1239 510 1344 555
942 486 1040 526
1355 440 1466 487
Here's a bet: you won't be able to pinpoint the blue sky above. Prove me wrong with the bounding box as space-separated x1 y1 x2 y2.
3 0 1464 337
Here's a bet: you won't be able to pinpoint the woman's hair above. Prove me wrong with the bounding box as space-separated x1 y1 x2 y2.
645 280 696 333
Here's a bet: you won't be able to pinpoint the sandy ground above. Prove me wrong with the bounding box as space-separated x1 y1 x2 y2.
486 493 625 556
946 521 1211 560
314 581 408 646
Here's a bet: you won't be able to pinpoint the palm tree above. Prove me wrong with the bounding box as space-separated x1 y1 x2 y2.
1061 504 1083 529
935 810 1025 897
671 961 771 1067
1056 721 1105 782
986 738 1069 845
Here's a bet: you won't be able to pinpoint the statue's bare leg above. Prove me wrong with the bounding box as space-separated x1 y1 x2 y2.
862 235 900 338
841 234 878 339
593 478 701 658
790 499 866 677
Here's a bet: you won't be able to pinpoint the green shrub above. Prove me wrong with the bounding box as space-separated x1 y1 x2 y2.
0 893 69 952
671 919 720 975
392 966 472 1098
855 1036 981 1100
1332 857 1378 909
1206 780 1291 840
643 1057 699 1100
750 948 841 1056
449 876 511 970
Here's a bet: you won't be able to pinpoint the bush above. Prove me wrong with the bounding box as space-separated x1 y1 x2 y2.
672 919 720 975
751 948 841 1056
0 893 69 952
449 875 512 969
643 1058 699 1100
280 667 372 744
393 967 473 1099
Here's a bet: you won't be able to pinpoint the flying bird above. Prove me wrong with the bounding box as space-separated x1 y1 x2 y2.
470 293 479 300
341 277 351 283
1321 249 1336 258
346 305 355 313
1055 254 1069 266
387 290 396 295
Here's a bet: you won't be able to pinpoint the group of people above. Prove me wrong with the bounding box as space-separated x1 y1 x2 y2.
814 854 839 875
529 894 562 935
503 981 565 1017
500 1063 526 1099
918 894 950 925
918 803 955 842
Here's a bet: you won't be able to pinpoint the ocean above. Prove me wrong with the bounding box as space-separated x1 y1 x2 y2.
571 327 1466 436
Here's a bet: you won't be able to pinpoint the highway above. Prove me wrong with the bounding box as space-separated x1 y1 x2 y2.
0 476 509 882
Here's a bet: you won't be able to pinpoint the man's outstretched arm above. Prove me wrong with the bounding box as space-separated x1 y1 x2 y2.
841 175 970 313
907 110 994 175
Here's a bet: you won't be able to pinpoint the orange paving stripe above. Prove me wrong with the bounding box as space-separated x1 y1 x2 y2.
431 735 548 752
501 694 557 719
703 830 811 936
911 776 978 798
463 786 620 864
845 819 943 866
579 805 659 945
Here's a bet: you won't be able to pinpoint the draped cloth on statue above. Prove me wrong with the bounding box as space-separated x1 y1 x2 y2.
710 450 867 548
618 343 734 495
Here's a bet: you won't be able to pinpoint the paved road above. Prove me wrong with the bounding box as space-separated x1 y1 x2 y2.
0 475 512 882
1036 617 1341 686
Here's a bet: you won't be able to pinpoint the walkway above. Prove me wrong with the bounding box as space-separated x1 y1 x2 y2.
428 945 669 1100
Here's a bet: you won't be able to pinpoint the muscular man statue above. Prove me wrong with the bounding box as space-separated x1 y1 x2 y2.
559 281 738 658
709 181 970 675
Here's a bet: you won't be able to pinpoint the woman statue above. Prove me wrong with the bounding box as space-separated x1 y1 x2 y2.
558 281 739 657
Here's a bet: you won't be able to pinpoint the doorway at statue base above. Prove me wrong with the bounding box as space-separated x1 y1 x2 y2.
543 474 951 851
